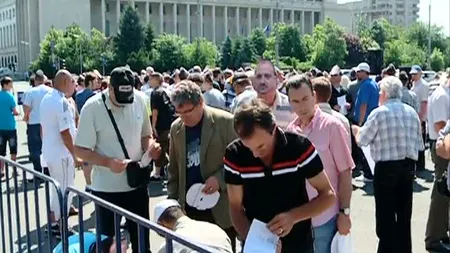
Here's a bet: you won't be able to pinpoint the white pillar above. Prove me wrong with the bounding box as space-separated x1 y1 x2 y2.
247 7 251 35
130 0 135 8
145 2 150 24
224 6 228 36
159 2 164 34
236 7 240 36
212 6 216 43
101 0 106 33
116 0 121 33
270 8 274 28
173 3 177 34
259 8 263 28
280 9 284 23
301 11 305 34
291 9 294 24
311 11 314 32
199 4 203 37
187 4 191 41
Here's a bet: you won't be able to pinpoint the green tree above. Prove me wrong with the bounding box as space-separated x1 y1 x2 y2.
114 5 145 66
231 37 243 69
384 40 426 67
61 23 91 74
430 48 445 71
30 27 66 77
184 38 219 68
235 37 256 67
278 24 307 61
407 22 447 54
220 36 233 69
144 23 155 53
85 28 115 73
152 34 187 72
370 20 386 49
343 33 365 68
310 18 347 70
250 28 267 57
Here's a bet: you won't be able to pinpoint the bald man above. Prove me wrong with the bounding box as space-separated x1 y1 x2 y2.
40 70 78 238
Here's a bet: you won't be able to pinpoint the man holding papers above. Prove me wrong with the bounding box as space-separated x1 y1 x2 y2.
224 99 336 253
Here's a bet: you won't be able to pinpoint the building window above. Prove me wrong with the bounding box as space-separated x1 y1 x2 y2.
12 8 15 18
149 5 152 14
120 3 124 12
106 3 110 12
105 20 110 37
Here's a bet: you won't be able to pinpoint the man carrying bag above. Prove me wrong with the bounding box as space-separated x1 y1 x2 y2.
75 66 161 253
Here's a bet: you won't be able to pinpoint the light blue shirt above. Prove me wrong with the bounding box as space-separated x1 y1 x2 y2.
53 232 107 253
23 84 52 125
203 88 226 110
0 90 17 130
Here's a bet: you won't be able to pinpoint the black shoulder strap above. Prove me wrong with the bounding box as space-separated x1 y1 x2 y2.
102 93 130 159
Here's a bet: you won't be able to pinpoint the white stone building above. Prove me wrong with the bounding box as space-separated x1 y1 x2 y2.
0 0 17 69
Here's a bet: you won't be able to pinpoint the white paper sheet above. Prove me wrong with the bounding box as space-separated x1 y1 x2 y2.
361 146 375 174
243 219 279 253
337 95 347 115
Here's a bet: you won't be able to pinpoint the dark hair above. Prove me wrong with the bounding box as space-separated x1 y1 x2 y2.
91 237 114 253
233 98 276 139
284 74 313 95
158 206 185 224
212 68 221 78
386 64 396 76
232 72 251 88
84 72 96 88
77 75 85 86
179 67 189 81
29 75 35 87
399 71 409 85
134 72 142 89
203 71 213 83
312 77 332 103
187 73 204 86
143 75 150 83
1 76 13 87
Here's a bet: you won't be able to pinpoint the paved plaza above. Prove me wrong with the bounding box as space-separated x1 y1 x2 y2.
0 82 436 253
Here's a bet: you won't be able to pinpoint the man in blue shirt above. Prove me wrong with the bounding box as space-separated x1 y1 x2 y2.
353 62 380 126
0 77 19 178
76 72 97 114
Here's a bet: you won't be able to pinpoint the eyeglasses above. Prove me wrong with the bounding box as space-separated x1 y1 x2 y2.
175 105 197 116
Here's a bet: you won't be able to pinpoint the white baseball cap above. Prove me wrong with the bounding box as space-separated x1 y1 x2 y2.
355 62 371 73
153 199 180 223
330 65 341 76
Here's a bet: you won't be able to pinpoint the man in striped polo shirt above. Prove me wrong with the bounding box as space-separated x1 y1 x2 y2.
224 98 336 253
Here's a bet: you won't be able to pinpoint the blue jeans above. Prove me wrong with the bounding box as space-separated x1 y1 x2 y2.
313 215 338 253
27 124 42 173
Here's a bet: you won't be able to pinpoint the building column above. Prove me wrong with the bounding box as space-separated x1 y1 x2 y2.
301 11 305 34
116 0 121 33
280 9 284 23
130 0 135 8
212 5 216 43
259 8 263 28
145 1 150 23
101 0 106 33
311 11 314 32
173 3 177 34
247 7 251 35
224 6 228 36
291 9 294 24
236 7 240 36
270 8 274 28
187 4 191 41
159 2 164 34
199 4 203 37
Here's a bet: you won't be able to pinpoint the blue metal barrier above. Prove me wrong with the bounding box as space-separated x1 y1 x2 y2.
0 156 65 253
63 186 214 253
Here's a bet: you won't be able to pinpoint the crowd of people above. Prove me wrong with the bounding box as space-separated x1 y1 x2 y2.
0 58 450 253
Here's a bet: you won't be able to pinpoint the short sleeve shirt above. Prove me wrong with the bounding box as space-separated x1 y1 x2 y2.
427 86 450 140
412 78 429 119
75 89 152 192
23 84 52 124
0 90 17 130
40 89 77 160
223 128 323 252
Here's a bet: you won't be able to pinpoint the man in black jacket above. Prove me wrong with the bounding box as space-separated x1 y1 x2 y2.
329 65 352 117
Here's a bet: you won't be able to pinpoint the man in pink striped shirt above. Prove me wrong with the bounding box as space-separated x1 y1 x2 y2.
285 75 355 253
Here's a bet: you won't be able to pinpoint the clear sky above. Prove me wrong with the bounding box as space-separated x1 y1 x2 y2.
338 0 450 35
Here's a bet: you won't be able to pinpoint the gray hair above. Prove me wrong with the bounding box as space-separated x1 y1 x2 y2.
380 76 403 99
170 80 203 107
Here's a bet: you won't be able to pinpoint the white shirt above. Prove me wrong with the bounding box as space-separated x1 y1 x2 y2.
232 90 295 129
75 89 152 192
157 216 233 253
40 89 77 160
23 84 52 124
411 78 429 120
427 86 450 140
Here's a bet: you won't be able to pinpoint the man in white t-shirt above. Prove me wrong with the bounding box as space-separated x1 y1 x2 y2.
23 70 52 181
40 70 78 238
410 65 429 172
425 77 450 252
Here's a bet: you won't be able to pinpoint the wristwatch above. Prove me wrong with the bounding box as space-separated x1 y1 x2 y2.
340 208 350 216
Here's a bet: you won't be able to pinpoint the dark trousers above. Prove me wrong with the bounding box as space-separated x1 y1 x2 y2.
425 140 450 246
351 125 373 178
27 124 42 173
417 121 427 170
185 205 237 253
154 130 170 168
373 158 415 253
92 187 150 253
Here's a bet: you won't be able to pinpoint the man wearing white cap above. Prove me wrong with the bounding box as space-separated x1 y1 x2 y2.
353 62 379 127
154 199 233 253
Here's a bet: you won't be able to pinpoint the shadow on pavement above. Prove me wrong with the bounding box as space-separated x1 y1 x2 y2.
416 169 434 183
413 181 430 192
148 181 167 198
14 225 60 253
354 183 374 196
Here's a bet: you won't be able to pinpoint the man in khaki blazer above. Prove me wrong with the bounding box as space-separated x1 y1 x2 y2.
167 80 238 251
